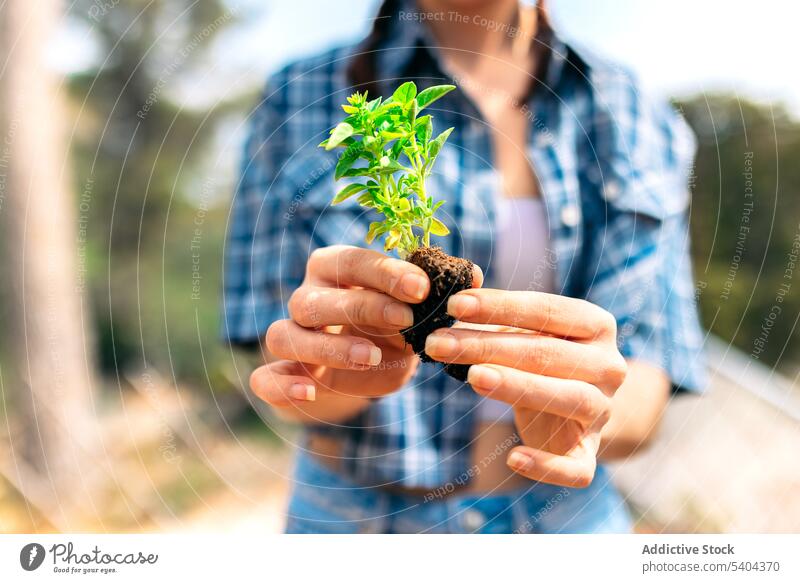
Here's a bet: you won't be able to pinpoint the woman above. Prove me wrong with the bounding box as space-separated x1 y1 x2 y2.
223 0 705 533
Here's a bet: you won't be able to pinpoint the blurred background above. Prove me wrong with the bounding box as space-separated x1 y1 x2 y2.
1 0 799 533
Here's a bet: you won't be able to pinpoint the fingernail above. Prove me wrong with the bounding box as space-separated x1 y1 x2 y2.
472 264 484 286
447 294 479 318
507 451 533 471
349 343 382 366
384 302 414 327
468 365 502 390
401 273 428 301
425 332 458 357
289 383 315 401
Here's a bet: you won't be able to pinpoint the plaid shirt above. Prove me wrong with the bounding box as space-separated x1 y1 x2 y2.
222 9 706 488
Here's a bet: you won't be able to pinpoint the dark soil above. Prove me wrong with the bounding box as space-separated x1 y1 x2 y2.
401 246 473 381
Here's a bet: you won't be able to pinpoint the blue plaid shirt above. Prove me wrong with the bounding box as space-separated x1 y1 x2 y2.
222 10 706 488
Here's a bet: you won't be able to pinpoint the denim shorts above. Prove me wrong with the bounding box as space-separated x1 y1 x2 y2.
285 450 633 534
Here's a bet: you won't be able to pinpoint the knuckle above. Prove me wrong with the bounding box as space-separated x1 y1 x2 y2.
497 293 518 324
290 288 321 328
338 246 361 275
467 335 493 363
248 368 264 395
581 390 612 426
600 353 628 389
375 256 399 291
597 308 618 337
316 332 338 361
574 466 596 489
525 339 553 370
575 387 600 421
596 395 612 426
265 320 287 355
348 294 369 324
537 295 557 328
287 289 301 319
307 247 327 272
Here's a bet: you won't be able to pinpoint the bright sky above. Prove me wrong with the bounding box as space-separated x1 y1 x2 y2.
55 0 800 115
218 0 800 115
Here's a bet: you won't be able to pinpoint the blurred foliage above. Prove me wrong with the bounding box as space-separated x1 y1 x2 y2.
66 0 253 389
678 96 800 370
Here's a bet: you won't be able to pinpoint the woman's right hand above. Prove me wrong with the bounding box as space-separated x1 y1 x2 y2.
249 245 434 422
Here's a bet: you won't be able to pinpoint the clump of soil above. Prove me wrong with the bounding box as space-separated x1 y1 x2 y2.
401 246 473 381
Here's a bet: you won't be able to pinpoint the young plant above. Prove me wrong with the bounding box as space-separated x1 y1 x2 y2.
320 81 455 258
321 81 475 382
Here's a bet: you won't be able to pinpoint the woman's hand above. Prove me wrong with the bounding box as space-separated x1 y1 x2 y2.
249 245 426 420
424 289 628 488
249 245 482 423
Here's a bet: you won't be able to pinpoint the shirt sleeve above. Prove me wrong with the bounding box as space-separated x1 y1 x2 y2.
221 73 308 346
584 75 707 394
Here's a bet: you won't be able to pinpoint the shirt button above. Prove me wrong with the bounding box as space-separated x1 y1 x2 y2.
604 180 620 201
462 508 485 531
560 204 579 227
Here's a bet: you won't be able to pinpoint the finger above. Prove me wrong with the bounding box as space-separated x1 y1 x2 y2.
467 364 611 426
446 289 617 341
267 319 382 369
506 445 598 489
289 286 414 329
471 264 484 288
351 325 414 352
424 328 627 391
307 245 430 303
249 361 316 407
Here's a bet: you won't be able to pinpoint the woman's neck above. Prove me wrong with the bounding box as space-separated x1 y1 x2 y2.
413 0 543 199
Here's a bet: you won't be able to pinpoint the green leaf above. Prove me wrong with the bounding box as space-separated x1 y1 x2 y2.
391 139 407 159
375 158 406 174
416 85 455 110
427 127 454 165
415 115 432 143
341 167 372 178
357 192 375 207
409 99 418 121
385 229 403 251
365 221 384 244
334 144 363 180
392 81 417 105
332 183 367 204
378 101 403 113
325 122 354 150
347 91 368 106
429 217 450 236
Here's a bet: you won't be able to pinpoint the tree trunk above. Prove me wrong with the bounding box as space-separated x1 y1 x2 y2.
0 0 94 498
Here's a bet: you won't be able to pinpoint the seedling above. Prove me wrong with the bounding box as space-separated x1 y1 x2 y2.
321 81 475 381
320 81 455 257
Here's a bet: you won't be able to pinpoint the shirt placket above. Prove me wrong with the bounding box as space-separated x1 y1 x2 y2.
526 96 584 297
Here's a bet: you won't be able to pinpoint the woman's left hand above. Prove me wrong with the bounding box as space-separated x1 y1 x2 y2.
424 289 628 488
